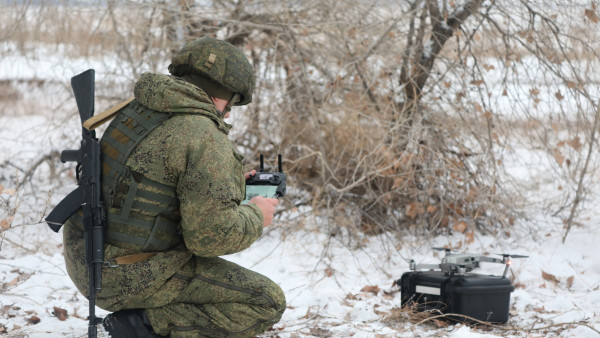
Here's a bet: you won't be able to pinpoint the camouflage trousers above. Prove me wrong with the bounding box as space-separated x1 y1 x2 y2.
63 222 286 338
145 256 286 337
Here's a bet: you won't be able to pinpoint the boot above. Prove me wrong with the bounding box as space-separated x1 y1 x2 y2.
101 309 163 338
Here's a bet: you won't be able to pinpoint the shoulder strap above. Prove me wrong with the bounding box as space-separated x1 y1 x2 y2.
101 100 173 196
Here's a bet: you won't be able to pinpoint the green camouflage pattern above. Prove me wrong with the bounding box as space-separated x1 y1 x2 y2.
146 256 285 337
168 37 255 105
63 72 285 337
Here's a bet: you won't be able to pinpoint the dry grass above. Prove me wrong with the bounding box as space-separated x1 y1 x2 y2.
383 304 600 336
0 0 598 242
0 81 22 102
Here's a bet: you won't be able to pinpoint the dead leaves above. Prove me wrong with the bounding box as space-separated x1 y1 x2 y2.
566 80 584 90
542 270 560 284
26 315 40 325
552 136 584 167
517 29 536 44
470 79 485 86
464 231 475 244
472 102 495 123
0 305 43 333
529 88 541 97
0 270 32 292
432 318 449 328
541 271 575 289
53 307 68 321
553 148 566 167
0 185 17 231
0 304 81 335
345 293 359 301
360 285 380 295
452 221 467 233
1 216 14 231
566 276 575 289
566 137 582 152
346 285 381 301
0 304 19 318
584 4 599 23
483 110 493 120
0 184 16 196
554 90 564 101
405 202 424 219
529 87 541 107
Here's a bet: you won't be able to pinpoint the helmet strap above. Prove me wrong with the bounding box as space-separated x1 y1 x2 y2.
182 74 239 118
218 93 240 118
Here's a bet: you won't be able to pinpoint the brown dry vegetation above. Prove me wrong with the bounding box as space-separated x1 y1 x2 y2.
1 0 598 243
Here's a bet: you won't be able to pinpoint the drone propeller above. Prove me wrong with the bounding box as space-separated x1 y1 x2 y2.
495 253 529 259
408 250 528 276
432 247 454 254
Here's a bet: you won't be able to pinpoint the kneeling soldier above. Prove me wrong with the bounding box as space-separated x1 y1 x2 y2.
63 37 285 337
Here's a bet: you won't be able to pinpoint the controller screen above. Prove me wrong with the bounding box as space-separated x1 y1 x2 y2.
241 185 278 204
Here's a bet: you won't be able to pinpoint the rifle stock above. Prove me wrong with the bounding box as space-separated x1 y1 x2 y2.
71 70 95 124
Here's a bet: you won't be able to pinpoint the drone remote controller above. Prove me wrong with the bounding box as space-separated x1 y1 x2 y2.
242 154 286 204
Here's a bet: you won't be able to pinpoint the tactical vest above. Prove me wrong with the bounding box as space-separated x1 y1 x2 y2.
71 100 182 252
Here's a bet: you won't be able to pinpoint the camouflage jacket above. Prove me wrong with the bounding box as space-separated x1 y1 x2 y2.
129 72 263 256
63 73 263 310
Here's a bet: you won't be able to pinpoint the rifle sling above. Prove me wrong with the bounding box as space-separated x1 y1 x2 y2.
83 97 135 131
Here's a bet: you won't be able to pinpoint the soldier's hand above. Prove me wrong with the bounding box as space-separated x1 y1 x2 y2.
249 196 279 227
244 170 257 180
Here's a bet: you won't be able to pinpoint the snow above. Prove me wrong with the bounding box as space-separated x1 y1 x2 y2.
2 195 598 337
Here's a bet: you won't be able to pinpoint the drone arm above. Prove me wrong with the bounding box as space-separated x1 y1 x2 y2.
478 256 504 264
502 263 510 278
412 263 441 271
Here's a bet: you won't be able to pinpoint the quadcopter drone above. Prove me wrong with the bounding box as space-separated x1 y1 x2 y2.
409 247 528 277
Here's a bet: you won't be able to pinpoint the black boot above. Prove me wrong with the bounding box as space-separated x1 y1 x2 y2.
101 309 163 338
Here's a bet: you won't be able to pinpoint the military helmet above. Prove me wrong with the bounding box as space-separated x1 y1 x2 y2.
168 37 255 105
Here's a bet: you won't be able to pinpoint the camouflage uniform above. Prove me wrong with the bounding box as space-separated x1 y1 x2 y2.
63 72 286 337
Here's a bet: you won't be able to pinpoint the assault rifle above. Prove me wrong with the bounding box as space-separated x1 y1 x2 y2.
45 69 105 338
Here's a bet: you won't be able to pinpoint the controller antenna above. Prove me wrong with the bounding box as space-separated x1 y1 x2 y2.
259 154 264 172
278 154 283 172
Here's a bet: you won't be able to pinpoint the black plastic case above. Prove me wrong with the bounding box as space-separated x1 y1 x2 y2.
398 271 514 323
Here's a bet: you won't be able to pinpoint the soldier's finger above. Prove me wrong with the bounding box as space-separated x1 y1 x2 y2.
266 198 279 206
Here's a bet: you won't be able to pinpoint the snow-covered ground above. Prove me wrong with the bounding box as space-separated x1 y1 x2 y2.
0 197 599 337
1 88 598 338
